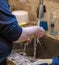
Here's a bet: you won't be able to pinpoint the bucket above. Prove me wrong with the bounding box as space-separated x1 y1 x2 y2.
12 10 29 25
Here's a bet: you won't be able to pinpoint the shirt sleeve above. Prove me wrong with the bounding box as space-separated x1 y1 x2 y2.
0 0 22 41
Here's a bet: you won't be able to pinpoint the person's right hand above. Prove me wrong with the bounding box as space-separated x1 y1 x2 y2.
22 26 45 40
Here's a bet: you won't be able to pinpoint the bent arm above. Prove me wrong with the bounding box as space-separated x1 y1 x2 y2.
14 26 45 43
0 0 45 43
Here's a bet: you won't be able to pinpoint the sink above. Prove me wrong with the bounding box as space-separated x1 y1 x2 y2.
12 35 59 59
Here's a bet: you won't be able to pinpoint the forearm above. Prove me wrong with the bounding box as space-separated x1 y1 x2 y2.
13 27 33 43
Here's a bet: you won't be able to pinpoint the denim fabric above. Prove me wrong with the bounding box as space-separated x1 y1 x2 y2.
0 0 22 62
0 0 22 41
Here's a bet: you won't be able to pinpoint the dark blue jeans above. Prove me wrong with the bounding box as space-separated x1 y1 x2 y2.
0 36 12 64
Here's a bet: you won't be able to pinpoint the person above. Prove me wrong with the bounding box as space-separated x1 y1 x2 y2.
0 0 45 65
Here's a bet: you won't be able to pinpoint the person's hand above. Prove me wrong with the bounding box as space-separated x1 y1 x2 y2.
24 26 45 39
14 26 45 43
34 26 45 38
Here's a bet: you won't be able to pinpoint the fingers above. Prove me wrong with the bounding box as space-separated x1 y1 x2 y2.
35 26 45 38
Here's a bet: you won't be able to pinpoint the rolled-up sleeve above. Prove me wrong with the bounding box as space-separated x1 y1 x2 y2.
0 0 22 41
